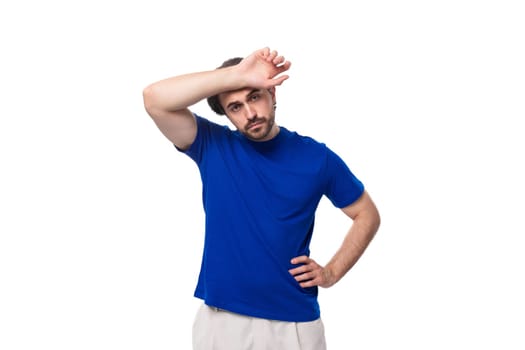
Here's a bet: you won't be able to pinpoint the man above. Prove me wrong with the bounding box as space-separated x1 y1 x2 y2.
143 47 380 350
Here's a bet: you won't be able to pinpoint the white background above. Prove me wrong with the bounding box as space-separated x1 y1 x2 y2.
1 0 524 349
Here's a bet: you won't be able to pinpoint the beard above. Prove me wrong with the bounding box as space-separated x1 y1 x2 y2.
242 113 276 141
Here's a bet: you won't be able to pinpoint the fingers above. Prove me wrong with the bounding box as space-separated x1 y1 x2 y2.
268 50 284 66
271 53 290 68
289 256 325 288
260 48 291 68
272 74 290 86
273 55 284 65
259 47 270 58
250 47 291 88
268 60 291 87
291 255 310 265
259 48 278 60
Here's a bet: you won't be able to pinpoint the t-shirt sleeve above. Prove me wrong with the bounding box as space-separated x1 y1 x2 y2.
323 148 365 208
175 115 223 164
174 115 206 163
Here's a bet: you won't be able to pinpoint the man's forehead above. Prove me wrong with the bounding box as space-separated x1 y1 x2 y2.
220 88 261 104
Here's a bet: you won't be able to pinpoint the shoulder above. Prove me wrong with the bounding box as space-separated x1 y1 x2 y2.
285 128 354 172
181 115 233 160
284 127 327 149
195 114 226 130
278 128 333 172
194 114 233 138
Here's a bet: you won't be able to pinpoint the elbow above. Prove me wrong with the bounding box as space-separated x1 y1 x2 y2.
361 201 381 237
142 84 157 115
371 203 381 234
374 211 381 234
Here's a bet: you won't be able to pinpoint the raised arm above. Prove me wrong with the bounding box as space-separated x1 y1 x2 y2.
142 47 291 150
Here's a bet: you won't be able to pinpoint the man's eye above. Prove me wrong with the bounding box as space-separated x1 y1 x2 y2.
250 94 259 101
230 104 240 112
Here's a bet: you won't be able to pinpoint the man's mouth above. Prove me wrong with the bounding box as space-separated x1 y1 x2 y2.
247 120 264 130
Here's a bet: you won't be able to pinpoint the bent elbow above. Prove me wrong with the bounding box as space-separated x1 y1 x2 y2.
370 200 381 232
142 84 157 114
374 211 381 233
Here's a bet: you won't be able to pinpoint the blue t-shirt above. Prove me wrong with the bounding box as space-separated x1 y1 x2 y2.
179 115 364 322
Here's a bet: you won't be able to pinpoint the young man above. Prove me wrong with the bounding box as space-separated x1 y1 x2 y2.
143 47 380 350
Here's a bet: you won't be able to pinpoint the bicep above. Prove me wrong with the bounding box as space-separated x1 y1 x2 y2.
341 190 380 225
147 107 197 150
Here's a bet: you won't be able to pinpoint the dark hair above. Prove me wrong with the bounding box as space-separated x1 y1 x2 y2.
207 57 243 115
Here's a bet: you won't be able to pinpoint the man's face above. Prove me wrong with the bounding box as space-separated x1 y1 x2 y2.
219 88 278 141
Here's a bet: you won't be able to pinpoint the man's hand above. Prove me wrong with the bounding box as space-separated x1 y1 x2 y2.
289 256 336 288
288 192 380 290
237 47 292 89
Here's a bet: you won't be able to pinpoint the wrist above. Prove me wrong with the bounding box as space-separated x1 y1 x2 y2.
323 265 339 288
219 64 249 90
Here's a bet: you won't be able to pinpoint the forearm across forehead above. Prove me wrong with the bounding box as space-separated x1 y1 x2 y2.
143 66 245 113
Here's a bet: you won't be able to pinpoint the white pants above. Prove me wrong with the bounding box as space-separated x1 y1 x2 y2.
192 304 327 350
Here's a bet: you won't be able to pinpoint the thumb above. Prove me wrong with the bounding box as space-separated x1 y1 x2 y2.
271 74 289 86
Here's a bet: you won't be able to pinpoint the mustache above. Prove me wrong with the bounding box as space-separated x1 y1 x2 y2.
245 117 266 129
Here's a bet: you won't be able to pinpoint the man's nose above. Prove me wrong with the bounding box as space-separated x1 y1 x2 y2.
245 104 257 120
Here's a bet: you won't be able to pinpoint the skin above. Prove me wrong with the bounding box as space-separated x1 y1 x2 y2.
142 47 290 150
289 191 380 288
219 87 278 142
143 47 380 290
